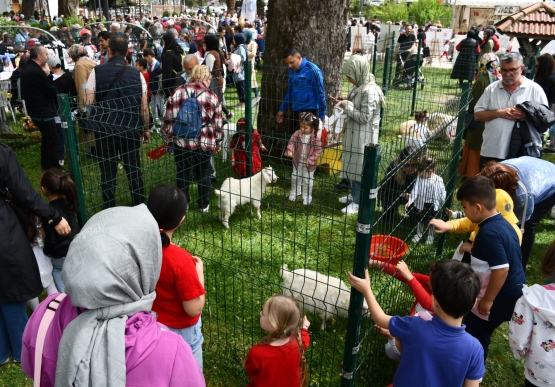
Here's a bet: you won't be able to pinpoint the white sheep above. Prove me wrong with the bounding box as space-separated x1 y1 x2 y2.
214 166 279 229
427 112 457 142
280 264 368 330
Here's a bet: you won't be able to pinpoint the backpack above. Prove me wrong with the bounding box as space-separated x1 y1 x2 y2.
173 88 206 139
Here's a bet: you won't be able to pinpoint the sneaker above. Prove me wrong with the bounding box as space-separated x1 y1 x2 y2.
341 203 359 214
303 197 312 205
339 194 353 204
201 205 210 213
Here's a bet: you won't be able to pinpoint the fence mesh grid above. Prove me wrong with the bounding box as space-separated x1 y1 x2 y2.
3 35 496 386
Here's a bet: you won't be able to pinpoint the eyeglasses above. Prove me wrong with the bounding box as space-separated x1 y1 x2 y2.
500 67 521 74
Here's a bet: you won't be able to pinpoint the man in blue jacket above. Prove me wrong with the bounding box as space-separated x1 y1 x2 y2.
276 47 327 138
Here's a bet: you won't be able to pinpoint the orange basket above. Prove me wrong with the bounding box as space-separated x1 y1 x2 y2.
369 235 408 265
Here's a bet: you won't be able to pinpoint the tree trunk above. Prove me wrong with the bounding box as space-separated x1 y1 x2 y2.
259 0 349 156
20 0 34 19
227 0 235 15
58 0 73 17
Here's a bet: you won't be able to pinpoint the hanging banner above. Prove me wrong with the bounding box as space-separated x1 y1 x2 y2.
241 0 257 23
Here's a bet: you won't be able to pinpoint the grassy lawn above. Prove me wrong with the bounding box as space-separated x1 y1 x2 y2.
1 63 554 387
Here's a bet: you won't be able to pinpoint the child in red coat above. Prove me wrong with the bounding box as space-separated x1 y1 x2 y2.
230 117 266 178
244 295 310 387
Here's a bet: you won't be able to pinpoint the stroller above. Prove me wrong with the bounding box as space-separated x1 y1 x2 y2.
393 50 425 90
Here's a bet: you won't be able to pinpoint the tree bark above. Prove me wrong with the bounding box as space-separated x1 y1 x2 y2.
259 0 349 155
227 0 236 15
20 0 34 19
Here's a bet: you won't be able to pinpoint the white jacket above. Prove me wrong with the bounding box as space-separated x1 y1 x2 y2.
509 284 555 387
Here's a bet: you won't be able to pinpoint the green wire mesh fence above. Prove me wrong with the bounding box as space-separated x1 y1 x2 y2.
54 34 474 386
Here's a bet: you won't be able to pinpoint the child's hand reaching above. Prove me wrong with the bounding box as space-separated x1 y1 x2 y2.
395 260 414 281
459 241 472 254
347 269 371 295
284 150 293 158
445 207 453 217
429 218 452 234
301 316 310 330
260 144 267 152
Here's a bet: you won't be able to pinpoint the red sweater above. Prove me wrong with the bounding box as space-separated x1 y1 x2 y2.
380 263 433 314
245 329 310 387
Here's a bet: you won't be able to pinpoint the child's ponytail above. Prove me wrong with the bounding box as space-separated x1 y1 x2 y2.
40 168 79 213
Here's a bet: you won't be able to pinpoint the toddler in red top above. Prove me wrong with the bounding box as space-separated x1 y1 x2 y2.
229 117 266 178
245 295 311 387
284 112 323 206
135 58 151 98
147 184 206 370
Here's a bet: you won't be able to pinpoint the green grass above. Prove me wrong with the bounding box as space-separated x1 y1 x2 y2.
2 64 554 387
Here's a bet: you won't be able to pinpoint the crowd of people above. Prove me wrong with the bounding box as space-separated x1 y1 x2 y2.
0 8 555 387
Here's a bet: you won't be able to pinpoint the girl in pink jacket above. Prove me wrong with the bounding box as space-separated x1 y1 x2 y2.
284 112 323 205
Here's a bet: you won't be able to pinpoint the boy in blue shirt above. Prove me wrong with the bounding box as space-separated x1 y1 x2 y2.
348 259 484 386
455 175 526 363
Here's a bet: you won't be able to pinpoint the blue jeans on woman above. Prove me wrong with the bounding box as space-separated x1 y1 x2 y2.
52 256 66 293
167 316 204 370
0 301 28 363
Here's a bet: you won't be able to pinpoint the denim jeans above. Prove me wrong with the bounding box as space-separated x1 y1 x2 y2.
52 256 66 293
0 301 28 362
167 317 204 370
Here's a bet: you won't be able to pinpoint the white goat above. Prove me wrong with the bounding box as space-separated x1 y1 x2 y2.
214 166 279 229
280 264 368 330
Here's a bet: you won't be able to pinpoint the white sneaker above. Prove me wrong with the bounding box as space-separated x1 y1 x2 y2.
339 194 353 204
303 197 312 205
341 203 359 214
201 205 210 213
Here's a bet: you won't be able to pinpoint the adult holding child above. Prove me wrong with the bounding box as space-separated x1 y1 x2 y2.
330 55 385 214
480 158 555 271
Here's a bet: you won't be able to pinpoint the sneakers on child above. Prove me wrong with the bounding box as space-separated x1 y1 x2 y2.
303 197 312 206
341 203 359 214
201 205 210 213
339 194 353 204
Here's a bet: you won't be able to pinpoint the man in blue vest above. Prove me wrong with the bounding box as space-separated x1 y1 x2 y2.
84 36 150 209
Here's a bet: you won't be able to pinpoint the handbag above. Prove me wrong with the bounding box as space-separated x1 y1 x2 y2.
464 112 479 130
1 193 30 234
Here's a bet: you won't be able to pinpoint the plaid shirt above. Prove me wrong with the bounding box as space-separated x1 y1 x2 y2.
162 81 223 151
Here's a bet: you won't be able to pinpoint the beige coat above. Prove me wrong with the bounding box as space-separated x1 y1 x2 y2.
73 57 96 109
247 41 258 89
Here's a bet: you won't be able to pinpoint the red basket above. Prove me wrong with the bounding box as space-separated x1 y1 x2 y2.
369 235 408 265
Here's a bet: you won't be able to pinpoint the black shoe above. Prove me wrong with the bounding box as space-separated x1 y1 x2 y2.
335 179 351 191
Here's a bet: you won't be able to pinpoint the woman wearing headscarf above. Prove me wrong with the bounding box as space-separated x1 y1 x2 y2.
450 29 479 86
244 29 259 98
230 32 247 109
161 32 184 97
458 53 501 178
21 205 205 386
477 29 494 66
331 55 385 214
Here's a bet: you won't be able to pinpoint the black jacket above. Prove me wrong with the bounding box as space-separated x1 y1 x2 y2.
0 143 62 302
508 102 555 158
20 59 59 118
161 46 184 97
44 198 80 258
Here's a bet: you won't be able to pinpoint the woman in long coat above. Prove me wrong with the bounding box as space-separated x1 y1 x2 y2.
0 143 70 364
451 30 479 85
332 55 385 215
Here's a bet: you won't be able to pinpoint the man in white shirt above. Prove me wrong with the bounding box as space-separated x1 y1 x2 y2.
474 52 548 169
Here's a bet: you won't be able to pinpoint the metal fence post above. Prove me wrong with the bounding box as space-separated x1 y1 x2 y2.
388 33 396 87
411 38 422 115
382 45 391 90
341 144 381 387
372 33 378 75
245 54 253 177
435 82 470 257
58 94 88 225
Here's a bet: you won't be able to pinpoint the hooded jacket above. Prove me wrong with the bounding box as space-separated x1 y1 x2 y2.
508 101 555 158
509 284 555 387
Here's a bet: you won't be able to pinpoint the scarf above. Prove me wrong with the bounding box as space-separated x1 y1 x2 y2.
342 54 386 108
55 204 162 387
477 52 501 83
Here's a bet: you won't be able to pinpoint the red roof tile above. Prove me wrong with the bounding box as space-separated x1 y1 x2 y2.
495 2 555 38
